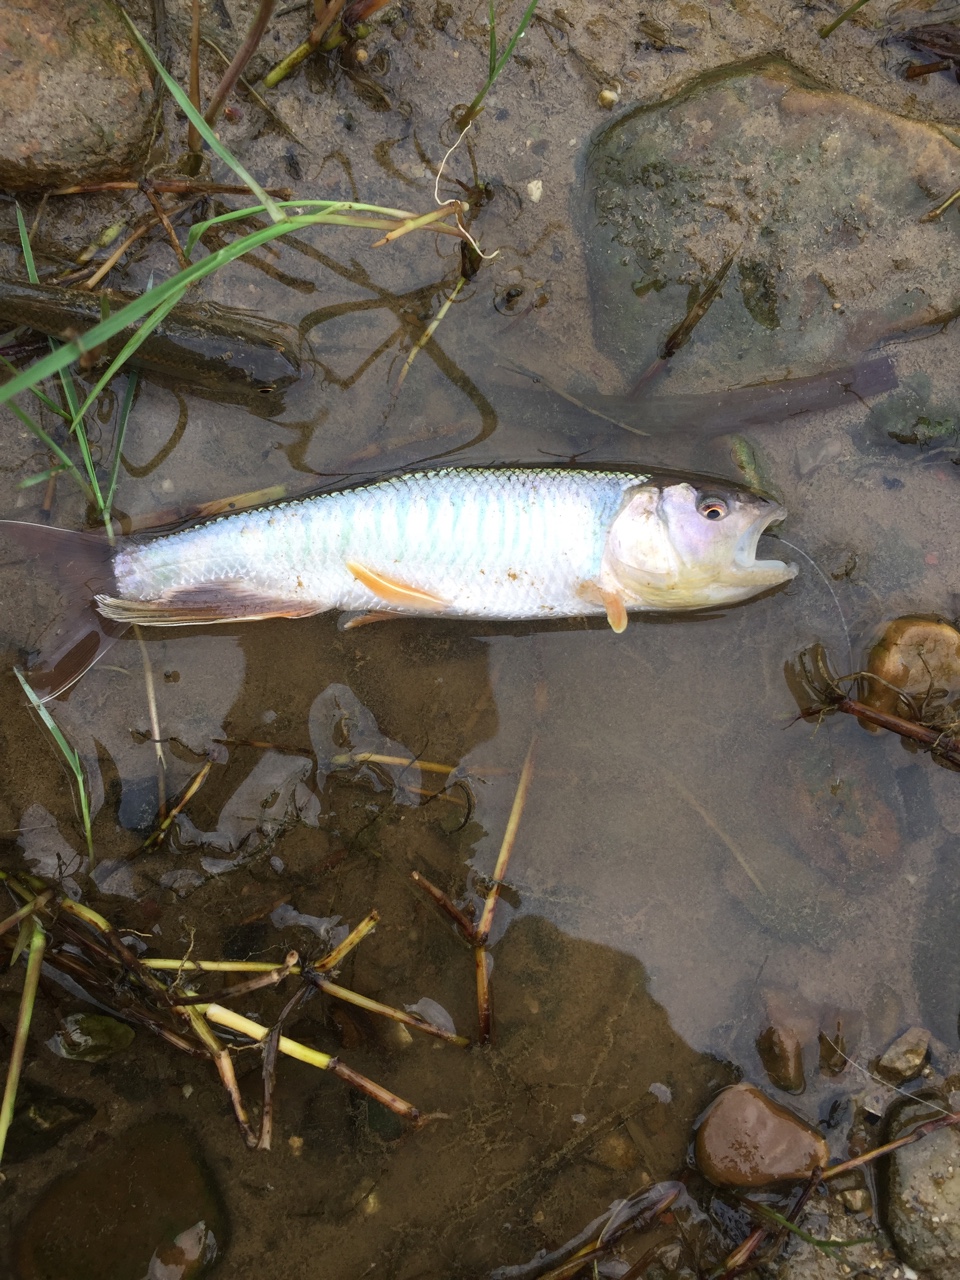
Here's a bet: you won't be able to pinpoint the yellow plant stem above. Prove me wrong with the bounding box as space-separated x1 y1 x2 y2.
199 1003 420 1120
314 977 469 1046
476 740 535 943
0 920 46 1166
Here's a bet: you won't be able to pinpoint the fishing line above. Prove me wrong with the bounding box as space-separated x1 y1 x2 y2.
774 536 853 673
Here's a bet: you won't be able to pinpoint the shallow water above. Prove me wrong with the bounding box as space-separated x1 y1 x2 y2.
1 0 960 1276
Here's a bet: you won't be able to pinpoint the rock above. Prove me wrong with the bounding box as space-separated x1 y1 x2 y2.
13 1116 228 1280
861 618 960 725
877 1026 931 1084
46 1012 135 1063
0 0 154 191
884 1100 960 1280
695 1083 828 1187
767 1194 897 1279
587 1129 640 1172
582 58 960 393
757 1024 806 1094
0 1079 95 1165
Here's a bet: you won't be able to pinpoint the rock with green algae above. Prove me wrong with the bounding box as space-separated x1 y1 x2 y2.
581 58 960 393
13 1117 228 1280
0 0 154 191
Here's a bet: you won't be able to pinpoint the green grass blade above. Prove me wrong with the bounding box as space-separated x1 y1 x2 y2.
491 0 539 80
68 287 187 438
0 354 71 421
819 0 872 37
0 917 46 1168
123 16 286 224
15 206 40 285
5 399 94 500
14 668 94 866
104 369 139 527
488 0 497 80
17 466 71 490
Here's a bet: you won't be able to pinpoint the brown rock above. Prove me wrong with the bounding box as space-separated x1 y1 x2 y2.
877 1026 930 1084
757 1024 806 1094
861 618 960 725
695 1083 828 1187
0 0 154 191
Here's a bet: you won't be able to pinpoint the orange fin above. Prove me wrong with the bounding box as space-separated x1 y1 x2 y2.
96 582 322 626
344 561 449 611
600 589 628 634
338 611 409 630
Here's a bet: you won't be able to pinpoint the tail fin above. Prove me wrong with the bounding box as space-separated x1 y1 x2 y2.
0 521 127 699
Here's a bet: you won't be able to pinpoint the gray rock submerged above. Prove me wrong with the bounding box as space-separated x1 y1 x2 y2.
581 57 960 394
884 1100 960 1280
0 0 154 191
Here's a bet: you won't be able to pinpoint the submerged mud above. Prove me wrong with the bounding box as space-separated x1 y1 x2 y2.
0 0 959 1276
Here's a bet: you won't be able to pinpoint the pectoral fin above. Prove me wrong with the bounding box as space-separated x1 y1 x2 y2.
344 561 449 612
338 611 410 630
600 589 629 634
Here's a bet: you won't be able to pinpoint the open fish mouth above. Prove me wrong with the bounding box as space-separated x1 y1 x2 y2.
734 501 797 579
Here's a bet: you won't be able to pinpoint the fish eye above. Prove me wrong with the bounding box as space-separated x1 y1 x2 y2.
697 497 728 521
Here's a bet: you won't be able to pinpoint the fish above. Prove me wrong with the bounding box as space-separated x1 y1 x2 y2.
0 276 303 411
1 466 797 697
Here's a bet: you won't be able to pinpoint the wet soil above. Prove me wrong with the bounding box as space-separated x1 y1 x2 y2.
0 0 960 1276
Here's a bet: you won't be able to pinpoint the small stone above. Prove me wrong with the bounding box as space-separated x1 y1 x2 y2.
526 179 543 204
588 1129 640 1172
0 0 154 190
884 1101 960 1279
757 1024 806 1094
598 88 620 109
47 1012 135 1063
13 1117 227 1280
288 1135 304 1157
878 1027 931 1084
837 1186 871 1214
861 620 960 726
695 1083 829 1187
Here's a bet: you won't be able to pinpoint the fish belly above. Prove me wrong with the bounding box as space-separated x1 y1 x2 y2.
112 469 641 622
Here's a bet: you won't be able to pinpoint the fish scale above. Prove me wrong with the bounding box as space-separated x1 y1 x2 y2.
113 468 642 621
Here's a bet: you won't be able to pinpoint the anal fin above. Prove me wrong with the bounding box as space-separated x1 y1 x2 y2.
344 561 449 612
338 611 409 631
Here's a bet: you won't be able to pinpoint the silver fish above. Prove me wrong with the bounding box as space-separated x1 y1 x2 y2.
98 466 796 632
3 467 796 696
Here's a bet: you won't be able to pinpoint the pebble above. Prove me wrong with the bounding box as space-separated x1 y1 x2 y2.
0 0 154 190
884 1100 960 1280
861 619 960 725
13 1117 227 1279
878 1026 931 1084
757 1023 806 1094
695 1083 828 1187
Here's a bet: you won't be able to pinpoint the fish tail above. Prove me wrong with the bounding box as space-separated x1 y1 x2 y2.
0 521 127 698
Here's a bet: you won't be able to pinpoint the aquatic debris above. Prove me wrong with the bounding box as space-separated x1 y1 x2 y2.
788 641 960 771
489 1182 682 1280
859 616 960 725
0 876 463 1157
0 276 304 407
903 23 960 83
46 1012 135 1063
413 742 535 1044
695 1083 829 1187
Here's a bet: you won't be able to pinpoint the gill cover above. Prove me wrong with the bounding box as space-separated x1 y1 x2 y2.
598 481 797 623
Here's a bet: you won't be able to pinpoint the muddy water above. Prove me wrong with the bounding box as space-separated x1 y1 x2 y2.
1 0 960 1276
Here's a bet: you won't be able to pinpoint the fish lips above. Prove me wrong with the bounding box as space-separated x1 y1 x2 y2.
734 500 798 585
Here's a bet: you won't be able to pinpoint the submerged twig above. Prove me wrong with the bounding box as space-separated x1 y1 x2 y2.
0 920 46 1167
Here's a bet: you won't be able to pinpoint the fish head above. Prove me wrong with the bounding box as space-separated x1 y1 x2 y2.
602 479 797 610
